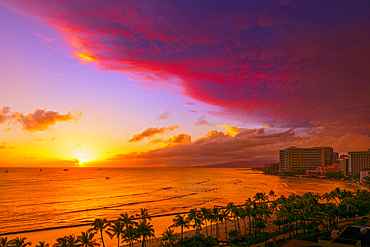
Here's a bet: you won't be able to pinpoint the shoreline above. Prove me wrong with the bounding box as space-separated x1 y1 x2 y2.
265 172 370 190
2 171 368 246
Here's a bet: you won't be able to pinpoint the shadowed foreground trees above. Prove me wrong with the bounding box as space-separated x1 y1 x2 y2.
3 188 370 247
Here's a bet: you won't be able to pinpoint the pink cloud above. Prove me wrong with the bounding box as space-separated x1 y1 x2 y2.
2 1 369 134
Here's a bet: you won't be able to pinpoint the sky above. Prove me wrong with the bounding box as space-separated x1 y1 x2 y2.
0 0 369 167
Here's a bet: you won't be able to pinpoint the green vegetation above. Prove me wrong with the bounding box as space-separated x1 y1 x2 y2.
1 188 369 247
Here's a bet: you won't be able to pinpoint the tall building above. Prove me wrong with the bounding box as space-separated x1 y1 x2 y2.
339 154 349 176
279 146 333 173
348 149 370 175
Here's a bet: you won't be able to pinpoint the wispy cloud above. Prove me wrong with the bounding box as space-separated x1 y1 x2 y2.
0 142 15 150
156 110 170 120
128 126 179 142
195 116 214 126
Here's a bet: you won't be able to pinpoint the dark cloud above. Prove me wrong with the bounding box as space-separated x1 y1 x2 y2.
111 127 298 166
128 126 179 142
0 106 82 132
3 0 369 129
110 125 370 166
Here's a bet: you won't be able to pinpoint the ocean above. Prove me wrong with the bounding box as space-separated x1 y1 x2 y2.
0 167 362 241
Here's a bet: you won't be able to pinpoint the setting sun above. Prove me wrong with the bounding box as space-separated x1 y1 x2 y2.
74 153 94 164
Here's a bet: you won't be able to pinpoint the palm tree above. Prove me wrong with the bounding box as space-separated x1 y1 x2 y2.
36 241 49 247
220 208 230 239
106 220 124 247
269 190 276 201
77 231 99 247
188 208 203 232
122 226 138 247
171 214 190 239
136 208 152 223
200 207 211 236
161 228 178 246
253 192 268 203
9 237 31 247
90 218 109 247
211 206 221 238
53 237 67 247
136 219 155 247
0 237 11 247
119 212 137 229
226 202 238 231
66 234 79 247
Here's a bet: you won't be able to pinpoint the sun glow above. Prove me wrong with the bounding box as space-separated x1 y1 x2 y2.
74 153 93 164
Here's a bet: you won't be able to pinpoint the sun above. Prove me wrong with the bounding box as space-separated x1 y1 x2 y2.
74 153 93 164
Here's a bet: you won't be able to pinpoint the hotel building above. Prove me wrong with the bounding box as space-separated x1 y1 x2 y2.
348 149 370 175
279 146 333 173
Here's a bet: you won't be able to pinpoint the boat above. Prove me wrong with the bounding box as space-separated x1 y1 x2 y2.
63 169 69 171
105 176 110 179
5 170 8 173
40 169 42 172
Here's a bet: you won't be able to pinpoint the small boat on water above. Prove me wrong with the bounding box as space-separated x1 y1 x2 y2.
40 169 42 172
5 170 8 173
63 169 69 171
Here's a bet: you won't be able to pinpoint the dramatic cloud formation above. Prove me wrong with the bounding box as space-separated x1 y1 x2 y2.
0 107 82 131
110 123 370 167
111 127 299 166
128 126 179 142
2 0 369 129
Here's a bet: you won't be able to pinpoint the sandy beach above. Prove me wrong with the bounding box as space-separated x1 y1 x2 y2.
2 213 275 247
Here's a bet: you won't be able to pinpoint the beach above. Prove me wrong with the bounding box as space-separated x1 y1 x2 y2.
1 167 365 246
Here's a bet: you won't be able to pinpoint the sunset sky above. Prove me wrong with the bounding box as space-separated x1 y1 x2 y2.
0 0 369 167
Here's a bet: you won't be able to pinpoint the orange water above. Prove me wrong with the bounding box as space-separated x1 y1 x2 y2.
0 167 362 242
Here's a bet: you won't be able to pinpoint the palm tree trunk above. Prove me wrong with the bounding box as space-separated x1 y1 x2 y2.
100 230 105 247
181 226 183 239
224 220 228 239
243 218 247 234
